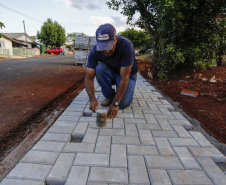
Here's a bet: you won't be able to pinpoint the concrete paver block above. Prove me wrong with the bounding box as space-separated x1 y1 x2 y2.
20 150 59 165
113 118 124 129
125 124 138 136
197 158 226 185
152 130 178 138
189 147 226 162
145 156 183 169
99 129 124 136
138 130 155 145
47 125 76 134
125 118 146 124
82 128 99 144
189 131 213 147
95 136 111 154
174 147 201 169
169 138 199 147
0 179 45 185
112 136 140 145
157 119 173 130
144 114 158 123
155 138 175 156
110 144 127 168
7 163 52 181
172 125 191 138
53 120 77 127
64 166 89 185
127 145 158 156
63 143 95 153
128 156 150 184
149 169 172 185
137 123 161 130
46 153 75 185
171 112 186 120
74 153 109 167
32 141 65 152
169 120 192 129
88 167 128 184
169 170 212 185
72 122 89 138
40 133 71 143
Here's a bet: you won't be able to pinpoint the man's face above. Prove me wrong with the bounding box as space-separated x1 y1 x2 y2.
101 38 117 57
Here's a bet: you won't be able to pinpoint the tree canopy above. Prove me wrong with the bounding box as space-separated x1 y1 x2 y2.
0 22 5 29
118 28 150 48
107 0 225 80
37 18 66 47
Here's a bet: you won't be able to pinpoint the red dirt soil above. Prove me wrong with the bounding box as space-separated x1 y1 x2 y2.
138 60 226 144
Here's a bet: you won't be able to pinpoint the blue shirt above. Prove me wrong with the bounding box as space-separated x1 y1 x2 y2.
87 36 137 77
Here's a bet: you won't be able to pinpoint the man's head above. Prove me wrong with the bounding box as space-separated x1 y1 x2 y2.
96 23 118 56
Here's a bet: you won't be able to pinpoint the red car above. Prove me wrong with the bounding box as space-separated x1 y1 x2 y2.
45 47 63 54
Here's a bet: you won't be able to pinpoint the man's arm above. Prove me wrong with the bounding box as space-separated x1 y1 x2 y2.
85 67 99 112
107 65 132 119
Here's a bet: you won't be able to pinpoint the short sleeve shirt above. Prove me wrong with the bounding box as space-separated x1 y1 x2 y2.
87 36 137 76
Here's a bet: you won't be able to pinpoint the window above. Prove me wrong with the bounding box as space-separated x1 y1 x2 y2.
51 48 56 50
0 41 5 48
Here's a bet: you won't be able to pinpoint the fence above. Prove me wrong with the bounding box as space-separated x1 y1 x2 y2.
13 48 35 56
0 48 10 58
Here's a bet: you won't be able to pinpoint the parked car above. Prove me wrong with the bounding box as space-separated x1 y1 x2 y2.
45 47 63 54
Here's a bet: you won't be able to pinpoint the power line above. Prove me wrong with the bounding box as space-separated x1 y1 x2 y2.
0 3 43 24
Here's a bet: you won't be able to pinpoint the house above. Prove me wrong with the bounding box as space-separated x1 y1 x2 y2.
0 33 40 57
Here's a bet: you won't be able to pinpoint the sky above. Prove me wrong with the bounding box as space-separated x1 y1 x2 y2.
0 0 139 37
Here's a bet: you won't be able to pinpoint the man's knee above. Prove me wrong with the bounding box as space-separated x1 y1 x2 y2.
119 97 133 109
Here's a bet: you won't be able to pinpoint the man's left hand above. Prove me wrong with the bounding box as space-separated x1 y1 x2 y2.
107 104 119 119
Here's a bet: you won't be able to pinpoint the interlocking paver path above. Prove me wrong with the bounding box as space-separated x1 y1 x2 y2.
1 74 226 185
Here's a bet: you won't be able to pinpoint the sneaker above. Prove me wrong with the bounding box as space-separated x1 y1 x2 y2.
101 98 113 107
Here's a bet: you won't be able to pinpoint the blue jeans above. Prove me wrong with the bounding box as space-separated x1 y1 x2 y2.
95 63 137 109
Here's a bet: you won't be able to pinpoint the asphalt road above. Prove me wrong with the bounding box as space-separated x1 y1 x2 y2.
0 55 86 139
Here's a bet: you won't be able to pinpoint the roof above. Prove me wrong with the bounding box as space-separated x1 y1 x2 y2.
0 33 27 46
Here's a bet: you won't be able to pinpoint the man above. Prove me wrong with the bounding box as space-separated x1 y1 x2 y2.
85 23 137 119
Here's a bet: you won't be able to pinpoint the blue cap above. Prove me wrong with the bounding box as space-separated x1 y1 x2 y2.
96 23 116 51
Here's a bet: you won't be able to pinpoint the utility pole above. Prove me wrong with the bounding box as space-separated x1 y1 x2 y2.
23 20 28 48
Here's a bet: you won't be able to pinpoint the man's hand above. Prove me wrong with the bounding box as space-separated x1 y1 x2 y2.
89 99 99 113
107 104 119 119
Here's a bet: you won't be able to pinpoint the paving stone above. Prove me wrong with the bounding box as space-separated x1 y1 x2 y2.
159 108 172 115
197 158 226 185
82 128 99 144
189 147 226 162
125 124 138 136
128 156 150 184
0 179 45 185
57 115 80 122
138 130 155 145
99 129 124 136
41 133 71 142
154 114 175 120
47 125 75 134
168 120 193 129
172 125 191 138
138 100 148 107
32 141 65 152
127 145 158 155
143 109 162 115
46 153 75 185
171 112 186 120
117 112 134 118
124 118 146 124
133 109 144 118
189 131 213 147
110 144 127 168
95 136 111 154
174 147 201 169
144 114 158 123
149 169 172 185
145 156 183 169
7 163 52 181
53 120 78 127
112 136 140 145
168 170 212 185
63 143 95 153
60 111 83 117
21 150 59 165
147 104 160 111
160 99 170 105
155 138 175 156
152 130 178 138
156 104 175 111
74 153 109 167
64 166 89 185
88 167 128 184
169 138 199 147
157 119 173 130
137 123 161 130
113 118 124 129
72 122 89 138
79 116 96 122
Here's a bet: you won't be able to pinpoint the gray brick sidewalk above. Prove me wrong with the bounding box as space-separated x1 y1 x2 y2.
1 74 226 185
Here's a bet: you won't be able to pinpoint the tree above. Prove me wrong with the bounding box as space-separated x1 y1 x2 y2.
30 36 37 42
118 28 150 48
0 22 5 29
37 18 66 47
107 0 225 80
66 32 84 48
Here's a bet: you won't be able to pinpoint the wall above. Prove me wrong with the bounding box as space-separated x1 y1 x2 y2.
0 37 13 55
